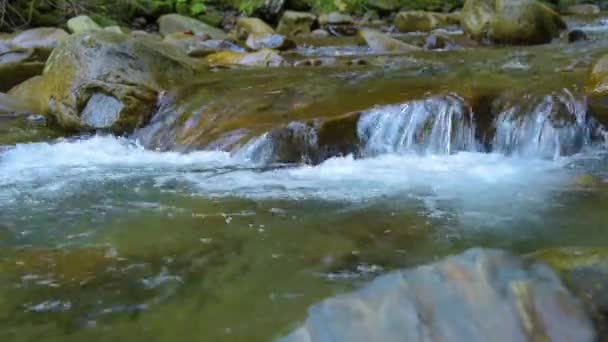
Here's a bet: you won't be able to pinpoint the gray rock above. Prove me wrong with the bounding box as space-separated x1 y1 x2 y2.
158 14 227 39
67 15 102 33
281 248 595 342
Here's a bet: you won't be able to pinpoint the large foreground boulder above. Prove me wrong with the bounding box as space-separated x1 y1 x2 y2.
281 248 595 342
40 31 201 133
461 0 566 45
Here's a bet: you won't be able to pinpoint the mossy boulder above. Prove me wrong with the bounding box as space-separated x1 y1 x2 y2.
394 11 459 32
357 29 422 53
461 0 567 45
277 11 317 37
39 31 201 133
205 49 285 67
158 14 228 39
586 54 608 126
235 17 276 40
67 15 102 33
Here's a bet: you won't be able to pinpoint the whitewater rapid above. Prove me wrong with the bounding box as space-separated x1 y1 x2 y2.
0 135 571 198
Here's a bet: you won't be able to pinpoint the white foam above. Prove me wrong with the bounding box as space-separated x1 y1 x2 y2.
0 135 574 229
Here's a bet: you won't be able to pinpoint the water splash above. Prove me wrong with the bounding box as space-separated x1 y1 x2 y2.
492 90 600 159
357 94 478 156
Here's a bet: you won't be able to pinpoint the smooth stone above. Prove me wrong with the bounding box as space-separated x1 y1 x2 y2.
158 14 227 39
67 15 102 33
568 29 589 43
205 49 284 68
394 11 458 32
80 93 124 129
281 248 595 342
357 29 422 53
246 33 296 51
565 4 600 15
235 17 276 40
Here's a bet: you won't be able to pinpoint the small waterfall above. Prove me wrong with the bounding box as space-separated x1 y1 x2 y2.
491 90 599 159
357 95 478 156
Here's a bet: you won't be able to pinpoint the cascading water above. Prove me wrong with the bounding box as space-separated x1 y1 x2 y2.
491 89 602 159
235 90 604 163
357 94 478 156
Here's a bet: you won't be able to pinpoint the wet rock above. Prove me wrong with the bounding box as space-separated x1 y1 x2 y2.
246 33 296 51
7 76 48 114
586 54 608 126
461 0 566 45
565 4 600 15
531 247 608 335
424 34 456 50
281 248 595 342
67 15 102 33
277 11 317 37
394 11 459 32
205 49 284 67
235 17 276 40
0 28 69 92
163 32 209 52
158 14 228 39
39 31 201 133
357 29 422 53
0 27 69 58
568 29 589 43
188 39 246 58
236 113 360 164
319 12 357 36
311 29 329 38
0 49 45 93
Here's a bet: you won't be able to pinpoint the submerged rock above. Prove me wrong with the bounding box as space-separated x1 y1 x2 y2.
394 11 459 32
158 14 228 39
40 31 200 133
461 0 566 45
357 29 421 53
568 29 589 43
277 11 317 37
281 248 595 342
67 15 102 33
205 49 284 67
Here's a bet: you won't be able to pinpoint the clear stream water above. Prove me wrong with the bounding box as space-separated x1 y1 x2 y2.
3 16 608 340
2 105 608 341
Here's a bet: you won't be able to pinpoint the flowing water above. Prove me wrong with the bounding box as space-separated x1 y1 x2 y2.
4 19 608 341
